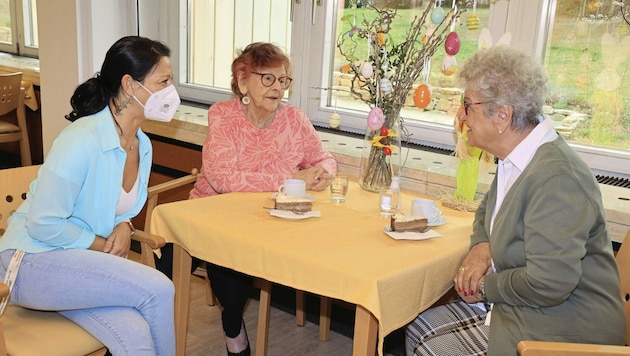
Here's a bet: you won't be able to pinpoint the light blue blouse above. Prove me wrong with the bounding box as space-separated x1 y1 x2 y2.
0 107 152 253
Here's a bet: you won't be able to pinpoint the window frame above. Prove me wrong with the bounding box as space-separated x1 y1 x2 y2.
0 0 38 57
152 0 630 178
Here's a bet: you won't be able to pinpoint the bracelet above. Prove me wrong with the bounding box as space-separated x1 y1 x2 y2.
124 221 135 236
479 276 487 301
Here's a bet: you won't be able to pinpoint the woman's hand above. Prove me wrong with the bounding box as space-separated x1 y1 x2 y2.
102 222 133 258
454 242 492 303
293 165 333 191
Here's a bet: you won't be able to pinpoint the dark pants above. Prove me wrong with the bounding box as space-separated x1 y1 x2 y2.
154 243 253 337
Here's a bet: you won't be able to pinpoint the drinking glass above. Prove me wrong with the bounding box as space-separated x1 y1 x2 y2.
330 174 349 203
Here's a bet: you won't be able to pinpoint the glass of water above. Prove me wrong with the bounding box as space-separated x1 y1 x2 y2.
330 174 349 203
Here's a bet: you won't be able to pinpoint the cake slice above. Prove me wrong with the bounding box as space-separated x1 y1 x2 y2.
391 214 429 232
274 192 312 213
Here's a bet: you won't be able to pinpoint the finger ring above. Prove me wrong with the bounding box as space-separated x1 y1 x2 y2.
459 266 465 271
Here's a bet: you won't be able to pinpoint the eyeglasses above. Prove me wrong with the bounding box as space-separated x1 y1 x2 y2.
462 101 491 115
251 72 293 89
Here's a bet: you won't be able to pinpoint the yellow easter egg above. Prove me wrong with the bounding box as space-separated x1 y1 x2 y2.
466 13 480 30
329 112 341 129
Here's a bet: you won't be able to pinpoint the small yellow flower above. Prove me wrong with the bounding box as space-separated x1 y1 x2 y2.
370 127 399 155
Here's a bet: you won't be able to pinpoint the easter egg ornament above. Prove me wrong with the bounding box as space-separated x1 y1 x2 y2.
413 83 432 109
467 0 480 30
441 55 457 76
360 61 374 78
431 4 445 24
367 107 385 131
380 77 392 95
329 112 341 129
444 31 461 55
467 13 480 30
423 26 436 44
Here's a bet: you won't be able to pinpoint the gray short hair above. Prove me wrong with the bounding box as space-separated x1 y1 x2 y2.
457 46 548 132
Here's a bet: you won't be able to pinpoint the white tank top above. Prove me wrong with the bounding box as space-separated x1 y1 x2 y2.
116 175 140 216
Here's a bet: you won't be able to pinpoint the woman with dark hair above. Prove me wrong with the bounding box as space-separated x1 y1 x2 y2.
0 36 179 355
156 42 337 355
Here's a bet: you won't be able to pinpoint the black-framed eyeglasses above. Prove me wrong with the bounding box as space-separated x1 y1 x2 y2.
251 72 293 89
462 101 491 115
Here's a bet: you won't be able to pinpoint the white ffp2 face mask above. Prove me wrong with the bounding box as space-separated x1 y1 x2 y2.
133 81 181 122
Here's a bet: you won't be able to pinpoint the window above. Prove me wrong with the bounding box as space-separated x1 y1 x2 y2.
155 0 630 177
543 0 630 170
0 0 38 57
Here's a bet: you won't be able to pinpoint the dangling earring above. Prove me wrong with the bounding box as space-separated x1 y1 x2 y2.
241 95 250 105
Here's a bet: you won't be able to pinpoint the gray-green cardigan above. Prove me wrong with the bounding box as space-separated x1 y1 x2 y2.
471 135 626 355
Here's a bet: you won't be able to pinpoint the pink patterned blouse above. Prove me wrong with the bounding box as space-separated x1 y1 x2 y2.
189 98 337 199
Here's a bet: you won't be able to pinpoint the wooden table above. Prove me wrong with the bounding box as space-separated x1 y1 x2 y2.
150 181 474 356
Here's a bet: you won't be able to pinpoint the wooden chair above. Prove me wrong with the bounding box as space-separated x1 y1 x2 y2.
0 165 167 356
141 169 333 339
0 72 31 167
517 229 630 355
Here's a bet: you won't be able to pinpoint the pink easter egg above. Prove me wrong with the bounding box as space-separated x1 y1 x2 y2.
367 107 385 130
444 32 461 55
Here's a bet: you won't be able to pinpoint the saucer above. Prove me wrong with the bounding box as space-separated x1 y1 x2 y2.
269 193 316 202
382 226 442 241
428 216 447 227
269 209 321 220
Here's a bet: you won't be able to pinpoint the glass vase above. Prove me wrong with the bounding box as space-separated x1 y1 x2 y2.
358 113 402 192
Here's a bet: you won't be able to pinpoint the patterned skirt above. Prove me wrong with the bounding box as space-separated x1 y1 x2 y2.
405 300 490 356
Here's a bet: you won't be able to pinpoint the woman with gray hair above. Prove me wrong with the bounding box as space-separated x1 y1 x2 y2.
405 46 625 355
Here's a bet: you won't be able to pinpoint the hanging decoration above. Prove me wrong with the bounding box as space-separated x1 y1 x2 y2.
466 0 480 30
431 0 446 24
367 107 385 131
336 1 470 191
414 57 433 109
329 89 341 129
441 1 460 77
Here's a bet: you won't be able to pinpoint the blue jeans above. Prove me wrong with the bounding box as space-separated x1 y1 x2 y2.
0 249 175 356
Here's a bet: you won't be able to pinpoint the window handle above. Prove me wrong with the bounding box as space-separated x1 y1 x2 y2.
312 0 322 25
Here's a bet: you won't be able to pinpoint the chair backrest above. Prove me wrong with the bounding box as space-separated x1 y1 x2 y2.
0 165 40 236
615 229 630 345
0 73 23 117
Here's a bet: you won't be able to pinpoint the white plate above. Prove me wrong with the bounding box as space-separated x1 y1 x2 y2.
269 193 316 202
269 209 321 220
382 226 442 241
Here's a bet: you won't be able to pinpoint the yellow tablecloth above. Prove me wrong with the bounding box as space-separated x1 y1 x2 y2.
151 181 474 355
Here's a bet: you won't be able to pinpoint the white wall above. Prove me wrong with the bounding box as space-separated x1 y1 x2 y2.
36 0 136 156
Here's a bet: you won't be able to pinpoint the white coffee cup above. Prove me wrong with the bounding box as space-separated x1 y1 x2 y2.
278 179 306 198
411 198 441 222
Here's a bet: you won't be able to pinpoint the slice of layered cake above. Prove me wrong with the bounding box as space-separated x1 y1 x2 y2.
274 192 312 213
390 214 429 232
